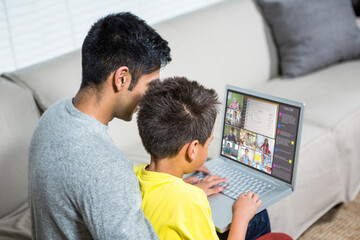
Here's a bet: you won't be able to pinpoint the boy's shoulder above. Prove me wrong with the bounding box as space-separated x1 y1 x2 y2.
135 164 208 206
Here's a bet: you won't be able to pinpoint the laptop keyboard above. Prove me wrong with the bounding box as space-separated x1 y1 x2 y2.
193 165 276 200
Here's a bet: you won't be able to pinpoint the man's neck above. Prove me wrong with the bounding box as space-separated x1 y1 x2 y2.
73 88 114 125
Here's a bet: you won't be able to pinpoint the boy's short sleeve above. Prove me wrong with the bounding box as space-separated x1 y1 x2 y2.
156 185 219 240
174 195 219 240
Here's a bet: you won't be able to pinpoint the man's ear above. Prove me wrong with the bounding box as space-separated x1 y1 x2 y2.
186 140 199 163
114 66 129 92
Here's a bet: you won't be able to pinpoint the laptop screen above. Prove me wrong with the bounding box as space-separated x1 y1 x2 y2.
220 88 301 184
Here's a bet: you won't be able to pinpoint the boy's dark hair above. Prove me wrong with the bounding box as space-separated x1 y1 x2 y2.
81 12 171 90
137 77 219 160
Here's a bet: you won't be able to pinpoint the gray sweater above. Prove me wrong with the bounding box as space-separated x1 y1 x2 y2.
28 98 158 240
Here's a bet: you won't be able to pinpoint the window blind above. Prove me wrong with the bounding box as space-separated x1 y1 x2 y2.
0 0 224 73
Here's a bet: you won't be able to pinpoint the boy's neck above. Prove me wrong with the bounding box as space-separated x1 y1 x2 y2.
146 155 186 178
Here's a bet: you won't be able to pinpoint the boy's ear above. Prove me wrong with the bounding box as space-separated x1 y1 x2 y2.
186 140 199 163
114 66 129 92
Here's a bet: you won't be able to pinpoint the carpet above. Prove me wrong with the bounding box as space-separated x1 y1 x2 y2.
298 191 360 240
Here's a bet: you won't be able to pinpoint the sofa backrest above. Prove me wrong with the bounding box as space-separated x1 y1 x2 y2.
154 0 278 101
0 77 40 218
3 50 82 113
1 0 278 168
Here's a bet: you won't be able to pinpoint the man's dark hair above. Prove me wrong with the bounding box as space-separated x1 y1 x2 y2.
137 77 219 160
81 12 171 90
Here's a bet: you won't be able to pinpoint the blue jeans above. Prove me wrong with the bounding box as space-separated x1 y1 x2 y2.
245 209 271 240
217 209 271 240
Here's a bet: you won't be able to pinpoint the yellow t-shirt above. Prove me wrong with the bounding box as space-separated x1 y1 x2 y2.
134 164 219 240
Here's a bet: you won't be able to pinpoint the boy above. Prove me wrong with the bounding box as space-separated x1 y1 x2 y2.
135 77 263 240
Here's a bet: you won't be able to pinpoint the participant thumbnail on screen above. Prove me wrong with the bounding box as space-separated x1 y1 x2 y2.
227 92 243 111
239 129 256 150
222 140 239 160
238 147 255 166
225 108 242 128
255 134 275 157
223 125 240 144
254 151 273 174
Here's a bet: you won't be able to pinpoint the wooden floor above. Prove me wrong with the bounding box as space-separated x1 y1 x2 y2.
298 191 360 240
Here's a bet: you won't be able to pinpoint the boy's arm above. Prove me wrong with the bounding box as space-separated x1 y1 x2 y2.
227 191 262 240
179 190 219 240
192 175 228 196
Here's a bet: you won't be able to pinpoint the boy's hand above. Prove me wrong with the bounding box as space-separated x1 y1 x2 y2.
197 165 210 174
227 191 262 240
193 175 228 196
232 191 262 223
182 164 210 184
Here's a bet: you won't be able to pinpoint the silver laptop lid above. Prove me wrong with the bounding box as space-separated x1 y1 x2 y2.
219 85 305 190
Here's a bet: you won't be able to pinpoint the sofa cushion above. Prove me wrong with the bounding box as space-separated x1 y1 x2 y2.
2 50 81 112
253 60 360 130
257 0 360 78
0 203 31 240
0 78 40 218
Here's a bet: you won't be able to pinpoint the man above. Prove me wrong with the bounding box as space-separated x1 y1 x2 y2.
28 12 224 239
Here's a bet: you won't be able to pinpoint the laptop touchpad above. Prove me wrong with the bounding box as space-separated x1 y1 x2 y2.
208 193 234 232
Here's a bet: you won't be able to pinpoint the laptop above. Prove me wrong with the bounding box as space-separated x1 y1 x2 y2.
189 85 305 233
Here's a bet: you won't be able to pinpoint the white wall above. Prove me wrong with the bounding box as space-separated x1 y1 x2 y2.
0 0 225 73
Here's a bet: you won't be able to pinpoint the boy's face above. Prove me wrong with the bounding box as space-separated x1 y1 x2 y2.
192 127 215 171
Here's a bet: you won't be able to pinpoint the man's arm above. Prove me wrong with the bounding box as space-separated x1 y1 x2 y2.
79 161 158 240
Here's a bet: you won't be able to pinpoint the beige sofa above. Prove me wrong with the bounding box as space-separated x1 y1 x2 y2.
1 0 360 239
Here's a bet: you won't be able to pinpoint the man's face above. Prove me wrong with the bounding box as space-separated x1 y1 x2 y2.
116 70 160 121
